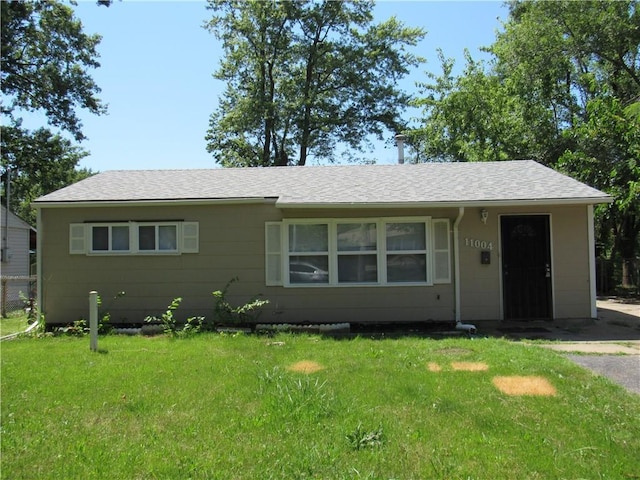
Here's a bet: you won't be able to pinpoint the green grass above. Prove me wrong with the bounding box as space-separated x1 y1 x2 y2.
2 333 639 479
0 311 31 336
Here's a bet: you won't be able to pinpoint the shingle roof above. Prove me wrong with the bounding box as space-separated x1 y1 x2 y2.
34 160 611 207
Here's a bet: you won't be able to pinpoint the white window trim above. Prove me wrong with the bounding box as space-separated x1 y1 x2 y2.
265 217 451 288
135 222 179 254
69 221 199 255
432 218 452 284
89 223 133 254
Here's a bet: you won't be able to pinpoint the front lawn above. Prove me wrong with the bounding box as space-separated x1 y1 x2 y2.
2 334 639 479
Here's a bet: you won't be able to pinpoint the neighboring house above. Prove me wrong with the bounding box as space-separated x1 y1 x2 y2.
1 204 36 314
33 160 611 327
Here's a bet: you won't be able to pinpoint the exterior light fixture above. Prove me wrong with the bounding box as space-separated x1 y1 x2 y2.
480 208 488 224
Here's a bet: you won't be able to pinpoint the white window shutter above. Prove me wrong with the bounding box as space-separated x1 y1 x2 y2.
265 222 282 286
432 219 451 284
181 222 199 253
69 224 87 254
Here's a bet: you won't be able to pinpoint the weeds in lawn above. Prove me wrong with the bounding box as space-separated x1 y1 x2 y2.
2 335 640 479
213 277 269 324
145 297 204 337
346 423 385 450
51 291 126 336
258 367 333 423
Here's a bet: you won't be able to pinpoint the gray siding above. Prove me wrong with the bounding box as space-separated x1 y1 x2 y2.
39 202 594 325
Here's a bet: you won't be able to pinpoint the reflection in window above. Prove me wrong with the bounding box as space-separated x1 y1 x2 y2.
386 223 427 283
288 225 329 284
92 225 130 252
159 225 177 250
278 219 439 286
289 255 329 284
386 223 426 251
337 223 377 283
387 254 427 283
112 226 130 251
289 224 328 252
139 225 178 251
337 223 377 251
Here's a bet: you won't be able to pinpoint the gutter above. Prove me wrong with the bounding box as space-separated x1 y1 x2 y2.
32 196 613 210
33 197 278 209
275 197 613 209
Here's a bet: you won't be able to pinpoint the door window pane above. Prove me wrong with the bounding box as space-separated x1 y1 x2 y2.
338 254 377 283
138 226 156 250
158 225 177 250
112 226 130 251
289 224 328 252
337 223 377 251
289 255 329 284
92 226 109 251
386 223 426 251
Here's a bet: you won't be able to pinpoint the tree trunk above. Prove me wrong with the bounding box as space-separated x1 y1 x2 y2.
615 213 639 288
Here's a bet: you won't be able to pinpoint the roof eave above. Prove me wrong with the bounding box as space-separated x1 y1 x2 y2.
32 195 613 209
276 197 614 209
33 197 278 209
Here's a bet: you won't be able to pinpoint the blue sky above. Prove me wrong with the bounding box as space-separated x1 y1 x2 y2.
60 1 508 171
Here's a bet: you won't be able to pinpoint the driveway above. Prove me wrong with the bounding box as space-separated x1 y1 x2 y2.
565 354 640 395
528 298 639 395
480 298 639 394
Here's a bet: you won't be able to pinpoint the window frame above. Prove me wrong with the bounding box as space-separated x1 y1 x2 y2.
136 222 179 253
272 217 443 288
71 221 198 256
90 223 131 253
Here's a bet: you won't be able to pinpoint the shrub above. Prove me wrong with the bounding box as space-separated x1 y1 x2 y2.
145 297 204 337
212 277 269 325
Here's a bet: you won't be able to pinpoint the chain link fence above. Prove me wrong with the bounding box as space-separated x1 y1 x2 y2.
1 275 36 317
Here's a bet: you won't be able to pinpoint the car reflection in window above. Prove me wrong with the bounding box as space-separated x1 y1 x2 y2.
290 261 329 284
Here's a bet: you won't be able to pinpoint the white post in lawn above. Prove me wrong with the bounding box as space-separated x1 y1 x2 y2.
89 291 98 351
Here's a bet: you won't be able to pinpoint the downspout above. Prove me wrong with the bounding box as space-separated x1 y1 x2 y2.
36 206 43 326
452 207 476 334
587 204 597 319
453 207 464 323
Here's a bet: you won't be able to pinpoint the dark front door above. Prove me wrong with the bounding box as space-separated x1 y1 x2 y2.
501 215 552 320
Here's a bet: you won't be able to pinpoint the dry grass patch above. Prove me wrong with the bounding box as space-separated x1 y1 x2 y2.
288 360 325 374
427 362 442 372
493 376 557 396
451 361 489 371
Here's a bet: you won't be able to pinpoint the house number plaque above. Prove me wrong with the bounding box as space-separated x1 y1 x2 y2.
464 238 493 250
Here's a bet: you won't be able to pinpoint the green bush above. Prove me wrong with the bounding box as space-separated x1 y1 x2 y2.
212 277 269 324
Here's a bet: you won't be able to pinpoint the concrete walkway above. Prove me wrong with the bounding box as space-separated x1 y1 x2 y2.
539 341 640 355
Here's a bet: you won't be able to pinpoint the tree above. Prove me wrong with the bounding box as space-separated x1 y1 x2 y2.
1 124 93 225
410 50 541 162
1 0 105 222
205 0 425 167
412 0 640 284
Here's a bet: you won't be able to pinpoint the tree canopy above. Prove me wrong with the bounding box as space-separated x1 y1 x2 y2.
1 0 105 223
205 0 425 167
411 0 639 283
